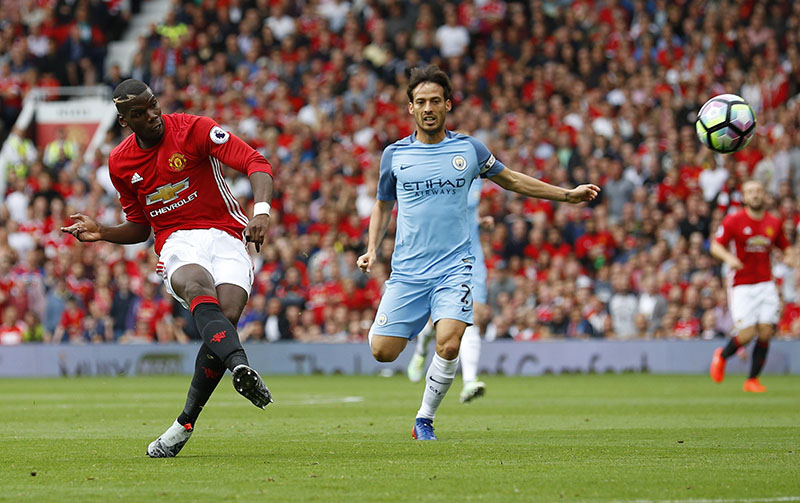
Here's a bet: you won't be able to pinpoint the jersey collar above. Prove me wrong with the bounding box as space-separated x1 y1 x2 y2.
410 130 454 144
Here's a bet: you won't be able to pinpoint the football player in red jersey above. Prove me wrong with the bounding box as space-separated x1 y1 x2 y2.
708 180 790 392
62 79 274 457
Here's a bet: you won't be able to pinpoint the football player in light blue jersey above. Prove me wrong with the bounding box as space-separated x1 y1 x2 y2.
357 65 600 440
407 177 494 404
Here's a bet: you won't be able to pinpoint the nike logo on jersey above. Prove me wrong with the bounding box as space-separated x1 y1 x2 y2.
131 172 143 184
399 165 413 170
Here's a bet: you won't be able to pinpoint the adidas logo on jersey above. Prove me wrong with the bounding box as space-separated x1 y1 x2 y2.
131 172 144 184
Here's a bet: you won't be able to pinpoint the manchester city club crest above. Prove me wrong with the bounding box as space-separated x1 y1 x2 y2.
452 155 467 171
377 313 388 326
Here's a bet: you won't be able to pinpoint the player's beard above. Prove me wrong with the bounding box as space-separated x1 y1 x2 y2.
746 201 763 212
417 113 444 136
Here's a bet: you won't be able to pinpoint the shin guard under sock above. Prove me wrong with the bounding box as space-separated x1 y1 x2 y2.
720 335 742 359
749 339 769 378
416 353 459 420
190 296 249 371
178 343 225 426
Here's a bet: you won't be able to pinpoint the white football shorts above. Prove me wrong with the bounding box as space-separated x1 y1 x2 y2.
729 280 780 331
157 228 254 309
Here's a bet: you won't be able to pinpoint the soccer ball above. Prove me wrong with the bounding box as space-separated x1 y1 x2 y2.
695 94 756 154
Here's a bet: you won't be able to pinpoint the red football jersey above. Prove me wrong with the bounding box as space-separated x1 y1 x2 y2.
109 113 272 254
714 209 789 286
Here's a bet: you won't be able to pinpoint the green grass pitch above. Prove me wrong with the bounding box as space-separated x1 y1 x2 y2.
1 374 798 502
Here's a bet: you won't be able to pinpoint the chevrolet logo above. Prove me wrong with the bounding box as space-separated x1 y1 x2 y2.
146 178 190 205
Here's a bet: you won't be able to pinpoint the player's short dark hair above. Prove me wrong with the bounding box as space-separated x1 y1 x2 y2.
407 65 453 103
113 79 150 107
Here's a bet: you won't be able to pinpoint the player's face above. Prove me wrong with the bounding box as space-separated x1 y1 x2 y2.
742 181 765 211
408 82 451 137
117 90 164 144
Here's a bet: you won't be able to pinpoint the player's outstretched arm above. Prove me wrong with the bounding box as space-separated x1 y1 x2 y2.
357 199 395 273
61 214 152 244
488 167 600 203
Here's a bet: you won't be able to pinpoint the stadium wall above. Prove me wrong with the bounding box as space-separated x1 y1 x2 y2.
1 340 799 377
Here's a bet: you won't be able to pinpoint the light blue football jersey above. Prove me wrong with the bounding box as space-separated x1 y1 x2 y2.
377 130 505 279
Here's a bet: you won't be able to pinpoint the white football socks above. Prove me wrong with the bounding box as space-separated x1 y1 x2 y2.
413 321 435 358
459 324 481 383
416 353 459 420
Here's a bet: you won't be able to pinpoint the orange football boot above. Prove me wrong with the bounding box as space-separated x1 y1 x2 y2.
743 378 766 393
709 348 726 383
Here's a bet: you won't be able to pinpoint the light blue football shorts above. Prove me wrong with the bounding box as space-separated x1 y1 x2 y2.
371 268 474 339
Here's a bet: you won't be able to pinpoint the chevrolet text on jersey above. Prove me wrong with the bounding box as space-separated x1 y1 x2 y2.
149 191 199 217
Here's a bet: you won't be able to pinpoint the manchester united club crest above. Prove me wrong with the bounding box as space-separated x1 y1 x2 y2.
168 152 187 172
766 226 774 237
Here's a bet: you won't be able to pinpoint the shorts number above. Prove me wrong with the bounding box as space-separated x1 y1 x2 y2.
460 284 472 305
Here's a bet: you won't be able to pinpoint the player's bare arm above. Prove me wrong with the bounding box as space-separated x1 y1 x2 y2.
357 199 395 273
244 171 273 252
61 214 152 244
709 240 744 270
488 167 600 203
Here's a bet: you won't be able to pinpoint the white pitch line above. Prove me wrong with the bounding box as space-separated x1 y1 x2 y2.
612 497 800 503
294 396 365 405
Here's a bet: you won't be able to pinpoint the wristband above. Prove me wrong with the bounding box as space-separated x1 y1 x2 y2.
253 201 271 217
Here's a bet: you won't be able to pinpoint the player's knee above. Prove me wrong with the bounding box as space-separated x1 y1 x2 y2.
172 266 217 302
182 282 217 304
436 339 461 360
372 346 399 362
220 304 242 324
369 329 407 361
757 327 774 341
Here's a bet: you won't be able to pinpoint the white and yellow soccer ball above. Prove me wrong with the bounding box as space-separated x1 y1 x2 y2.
695 94 757 154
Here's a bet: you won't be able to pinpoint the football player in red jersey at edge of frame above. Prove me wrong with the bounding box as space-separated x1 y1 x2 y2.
708 180 789 393
62 79 274 457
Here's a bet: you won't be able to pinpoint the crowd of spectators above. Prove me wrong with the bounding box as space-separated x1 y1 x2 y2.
0 0 132 136
3 0 800 346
